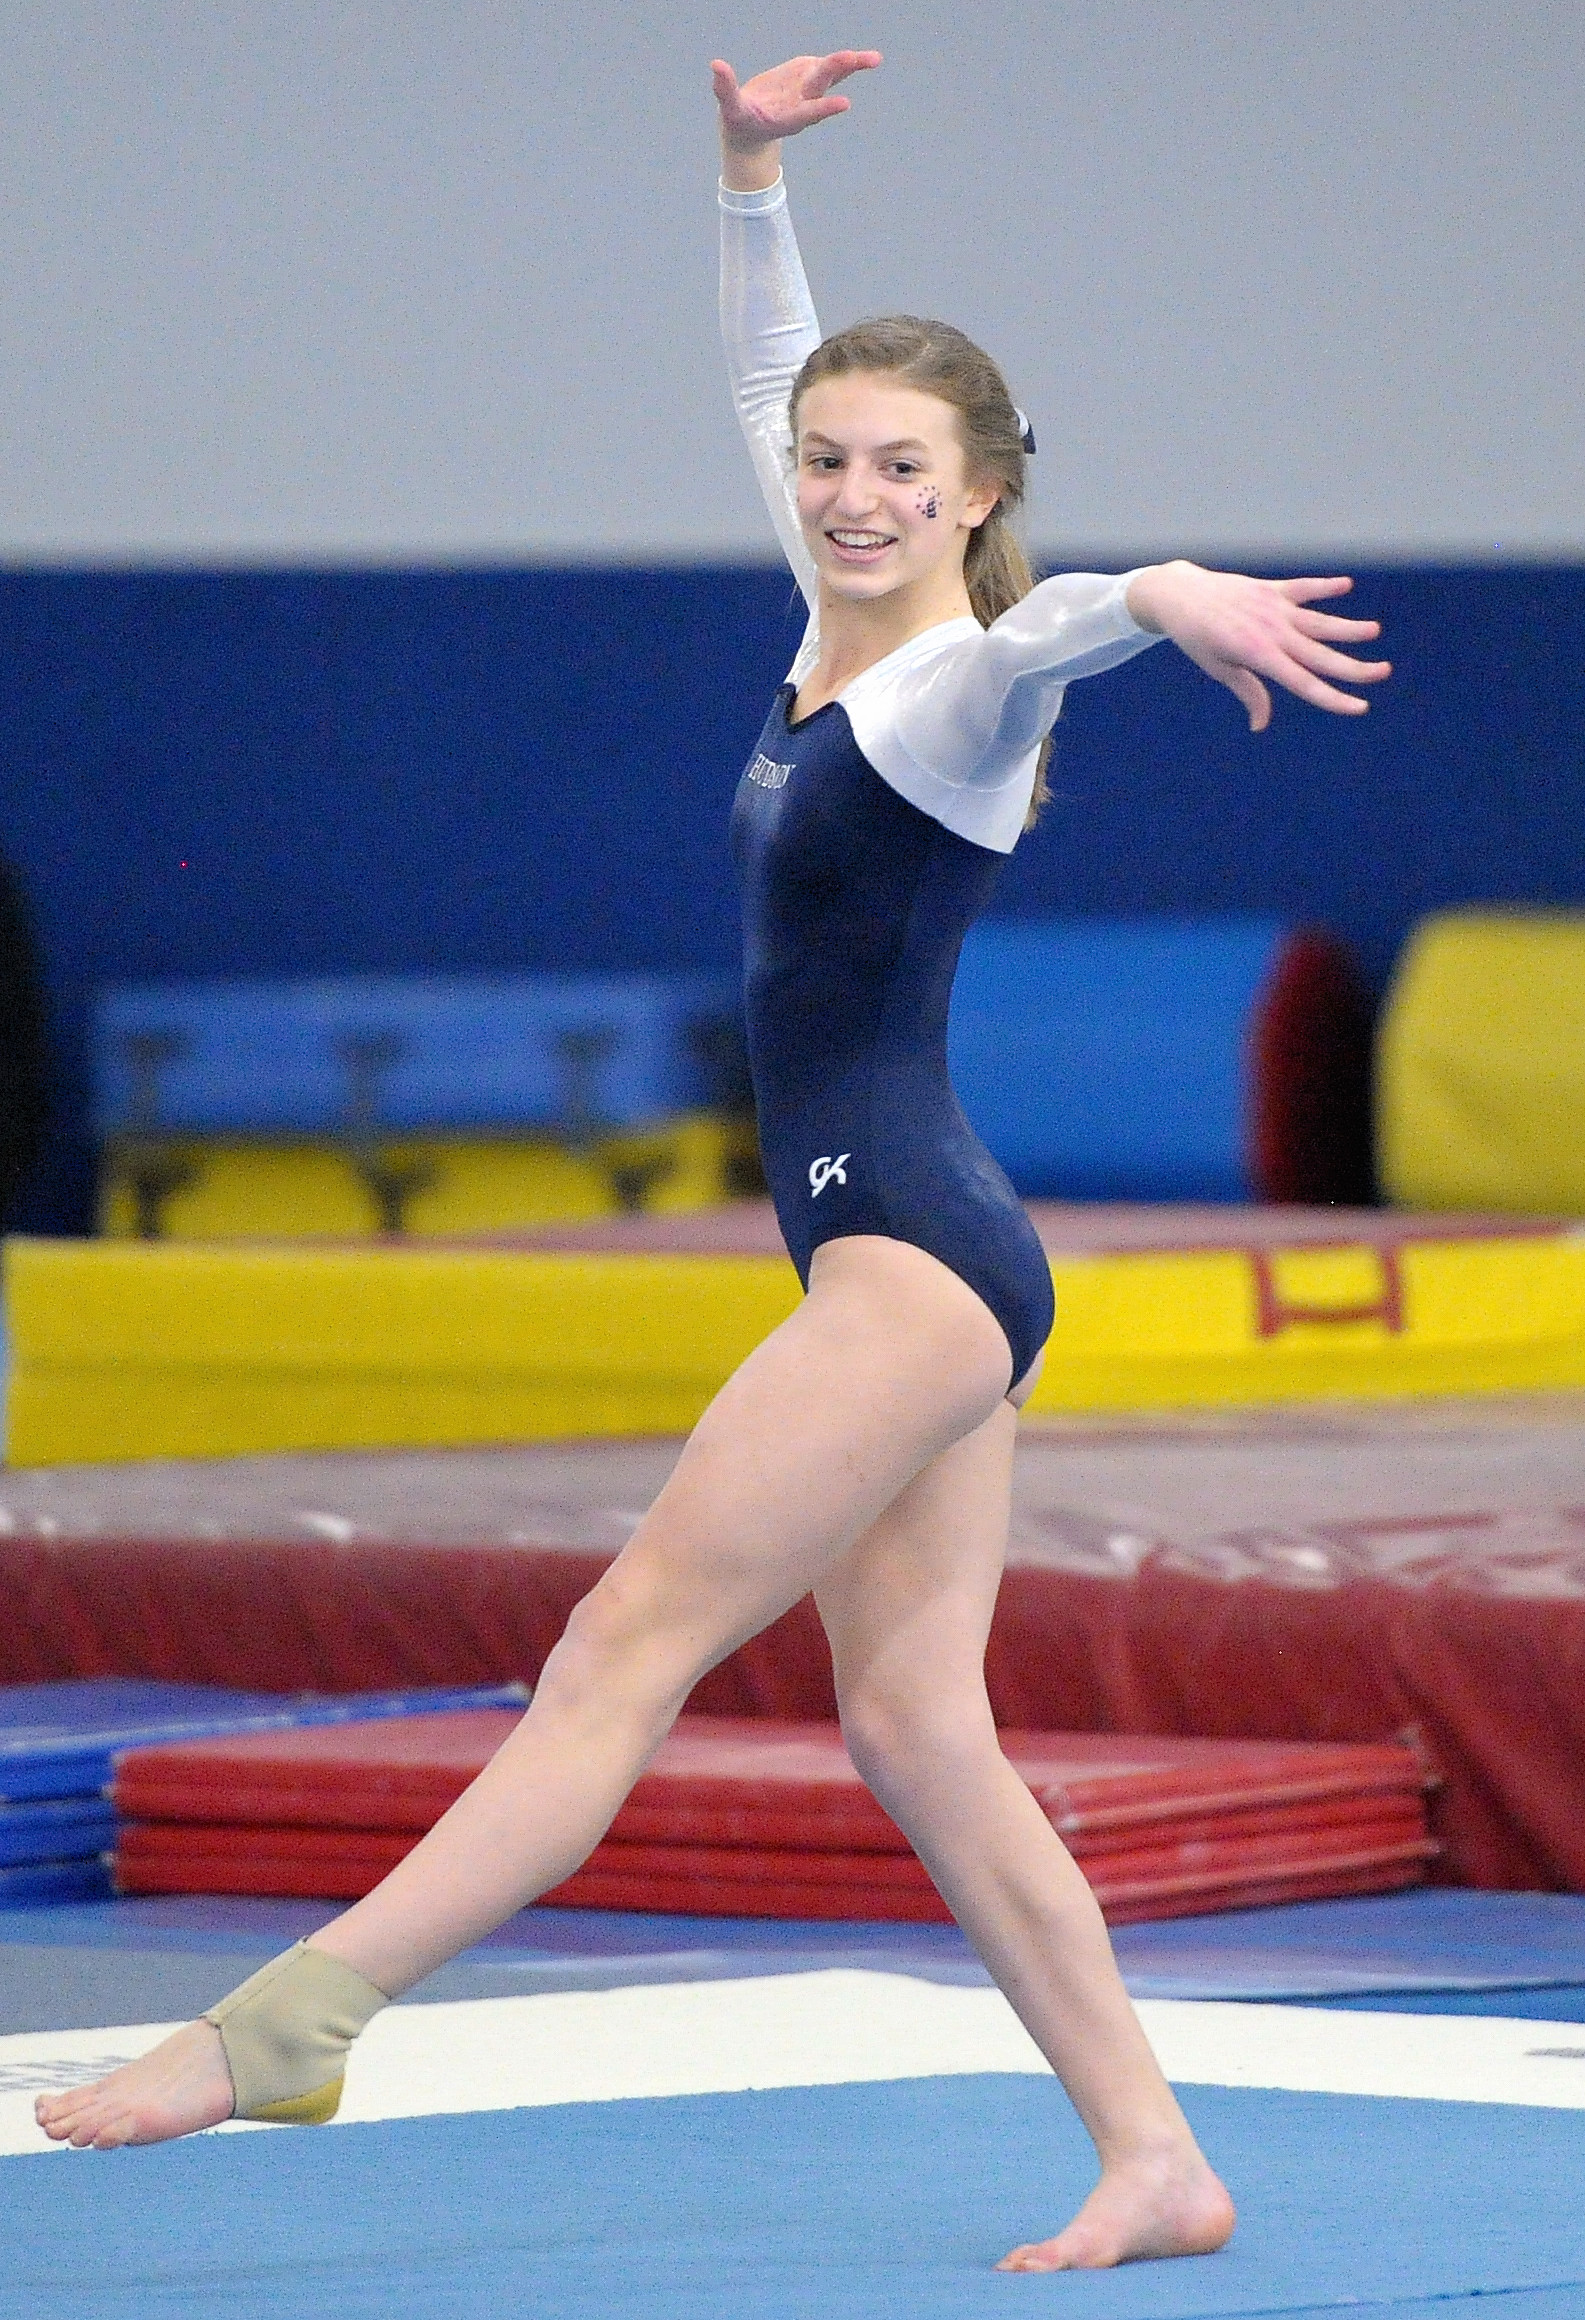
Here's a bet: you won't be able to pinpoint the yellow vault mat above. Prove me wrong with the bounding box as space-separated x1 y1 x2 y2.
6 1225 1585 1465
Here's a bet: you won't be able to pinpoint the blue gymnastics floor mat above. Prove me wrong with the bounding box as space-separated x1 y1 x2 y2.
3 2077 1583 2320
1111 1888 1585 1997
10 1884 1585 1988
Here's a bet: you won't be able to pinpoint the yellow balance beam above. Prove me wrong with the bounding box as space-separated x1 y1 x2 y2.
6 1228 1585 1465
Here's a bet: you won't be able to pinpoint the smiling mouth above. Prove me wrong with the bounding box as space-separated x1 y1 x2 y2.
826 529 898 557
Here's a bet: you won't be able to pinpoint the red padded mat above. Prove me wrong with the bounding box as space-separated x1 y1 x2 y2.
114 1819 1433 1923
113 1711 1433 1923
541 1856 1428 1926
114 1713 1430 1846
551 1827 1436 1925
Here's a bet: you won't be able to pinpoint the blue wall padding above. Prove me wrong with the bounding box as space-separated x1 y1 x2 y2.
0 1679 528 1802
948 916 1288 1200
93 971 737 1135
3 564 1582 1229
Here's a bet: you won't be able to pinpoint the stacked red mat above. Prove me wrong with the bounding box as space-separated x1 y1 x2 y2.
113 1712 1436 1924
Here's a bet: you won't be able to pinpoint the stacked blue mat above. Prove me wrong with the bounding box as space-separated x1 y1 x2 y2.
0 1679 528 1903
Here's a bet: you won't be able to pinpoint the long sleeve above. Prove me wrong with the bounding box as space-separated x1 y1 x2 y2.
890 572 1159 775
842 574 1162 851
719 177 821 616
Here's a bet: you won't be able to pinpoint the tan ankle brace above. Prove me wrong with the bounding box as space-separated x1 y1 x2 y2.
204 1941 390 2126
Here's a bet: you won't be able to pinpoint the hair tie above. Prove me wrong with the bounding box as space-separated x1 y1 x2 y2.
1013 408 1037 455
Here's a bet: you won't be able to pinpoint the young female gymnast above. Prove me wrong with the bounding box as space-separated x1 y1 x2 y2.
41 47 1389 2274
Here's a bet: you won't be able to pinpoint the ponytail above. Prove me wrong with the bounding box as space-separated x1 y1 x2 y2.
966 513 1051 819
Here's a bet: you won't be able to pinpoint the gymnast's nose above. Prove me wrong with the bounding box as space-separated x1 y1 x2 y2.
831 463 883 518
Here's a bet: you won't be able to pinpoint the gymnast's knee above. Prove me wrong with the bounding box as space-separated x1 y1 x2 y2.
541 1568 716 1723
836 1674 999 1822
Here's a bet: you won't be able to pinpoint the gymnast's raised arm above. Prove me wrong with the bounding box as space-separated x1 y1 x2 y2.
714 51 880 611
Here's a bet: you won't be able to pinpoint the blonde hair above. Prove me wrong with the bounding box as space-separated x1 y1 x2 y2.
791 315 1050 823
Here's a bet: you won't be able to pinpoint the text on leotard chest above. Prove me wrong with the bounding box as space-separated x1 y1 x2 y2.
747 752 794 789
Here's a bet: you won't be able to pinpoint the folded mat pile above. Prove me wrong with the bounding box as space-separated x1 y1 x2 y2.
0 1678 527 1903
114 1712 1436 1923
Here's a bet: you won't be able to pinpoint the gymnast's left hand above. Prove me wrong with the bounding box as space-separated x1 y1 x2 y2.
1124 562 1391 731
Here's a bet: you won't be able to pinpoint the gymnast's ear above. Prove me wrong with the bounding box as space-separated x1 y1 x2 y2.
962 477 1003 530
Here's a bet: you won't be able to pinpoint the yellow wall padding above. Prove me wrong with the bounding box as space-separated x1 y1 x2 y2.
1378 911 1585 1212
7 1228 1585 1464
97 1114 755 1241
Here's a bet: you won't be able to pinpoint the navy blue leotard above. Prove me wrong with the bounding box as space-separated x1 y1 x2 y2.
732 688 1054 1383
720 174 1161 1384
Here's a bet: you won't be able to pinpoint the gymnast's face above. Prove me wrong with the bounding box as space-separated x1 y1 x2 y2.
794 375 1000 605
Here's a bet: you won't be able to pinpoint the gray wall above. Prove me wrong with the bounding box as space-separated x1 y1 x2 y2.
2 1 1579 561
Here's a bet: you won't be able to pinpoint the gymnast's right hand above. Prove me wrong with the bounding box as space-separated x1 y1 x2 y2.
712 49 882 179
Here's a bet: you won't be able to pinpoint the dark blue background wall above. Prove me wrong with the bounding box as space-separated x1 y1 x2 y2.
3 564 1582 1230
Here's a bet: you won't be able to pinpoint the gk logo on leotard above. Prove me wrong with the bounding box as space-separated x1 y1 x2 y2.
809 1153 850 1197
747 752 793 790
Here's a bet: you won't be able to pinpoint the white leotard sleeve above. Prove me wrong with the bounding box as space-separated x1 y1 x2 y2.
841 576 1162 850
719 177 821 678
720 175 1164 853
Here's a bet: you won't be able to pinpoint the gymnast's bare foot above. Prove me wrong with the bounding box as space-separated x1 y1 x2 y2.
996 2140 1235 2272
34 2019 235 2149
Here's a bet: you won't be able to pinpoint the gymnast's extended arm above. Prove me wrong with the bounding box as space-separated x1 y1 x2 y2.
886 559 1394 794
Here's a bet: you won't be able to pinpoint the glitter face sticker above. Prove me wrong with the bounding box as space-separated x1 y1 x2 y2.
916 488 941 520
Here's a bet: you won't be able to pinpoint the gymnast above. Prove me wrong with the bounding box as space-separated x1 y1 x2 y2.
40 47 1390 2273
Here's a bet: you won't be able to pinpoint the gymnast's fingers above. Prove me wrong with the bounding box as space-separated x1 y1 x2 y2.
710 59 762 141
1216 663 1273 732
1281 633 1393 684
1262 652 1377 714
1275 575 1356 604
803 49 884 98
1289 607 1383 643
787 49 883 128
715 51 882 143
